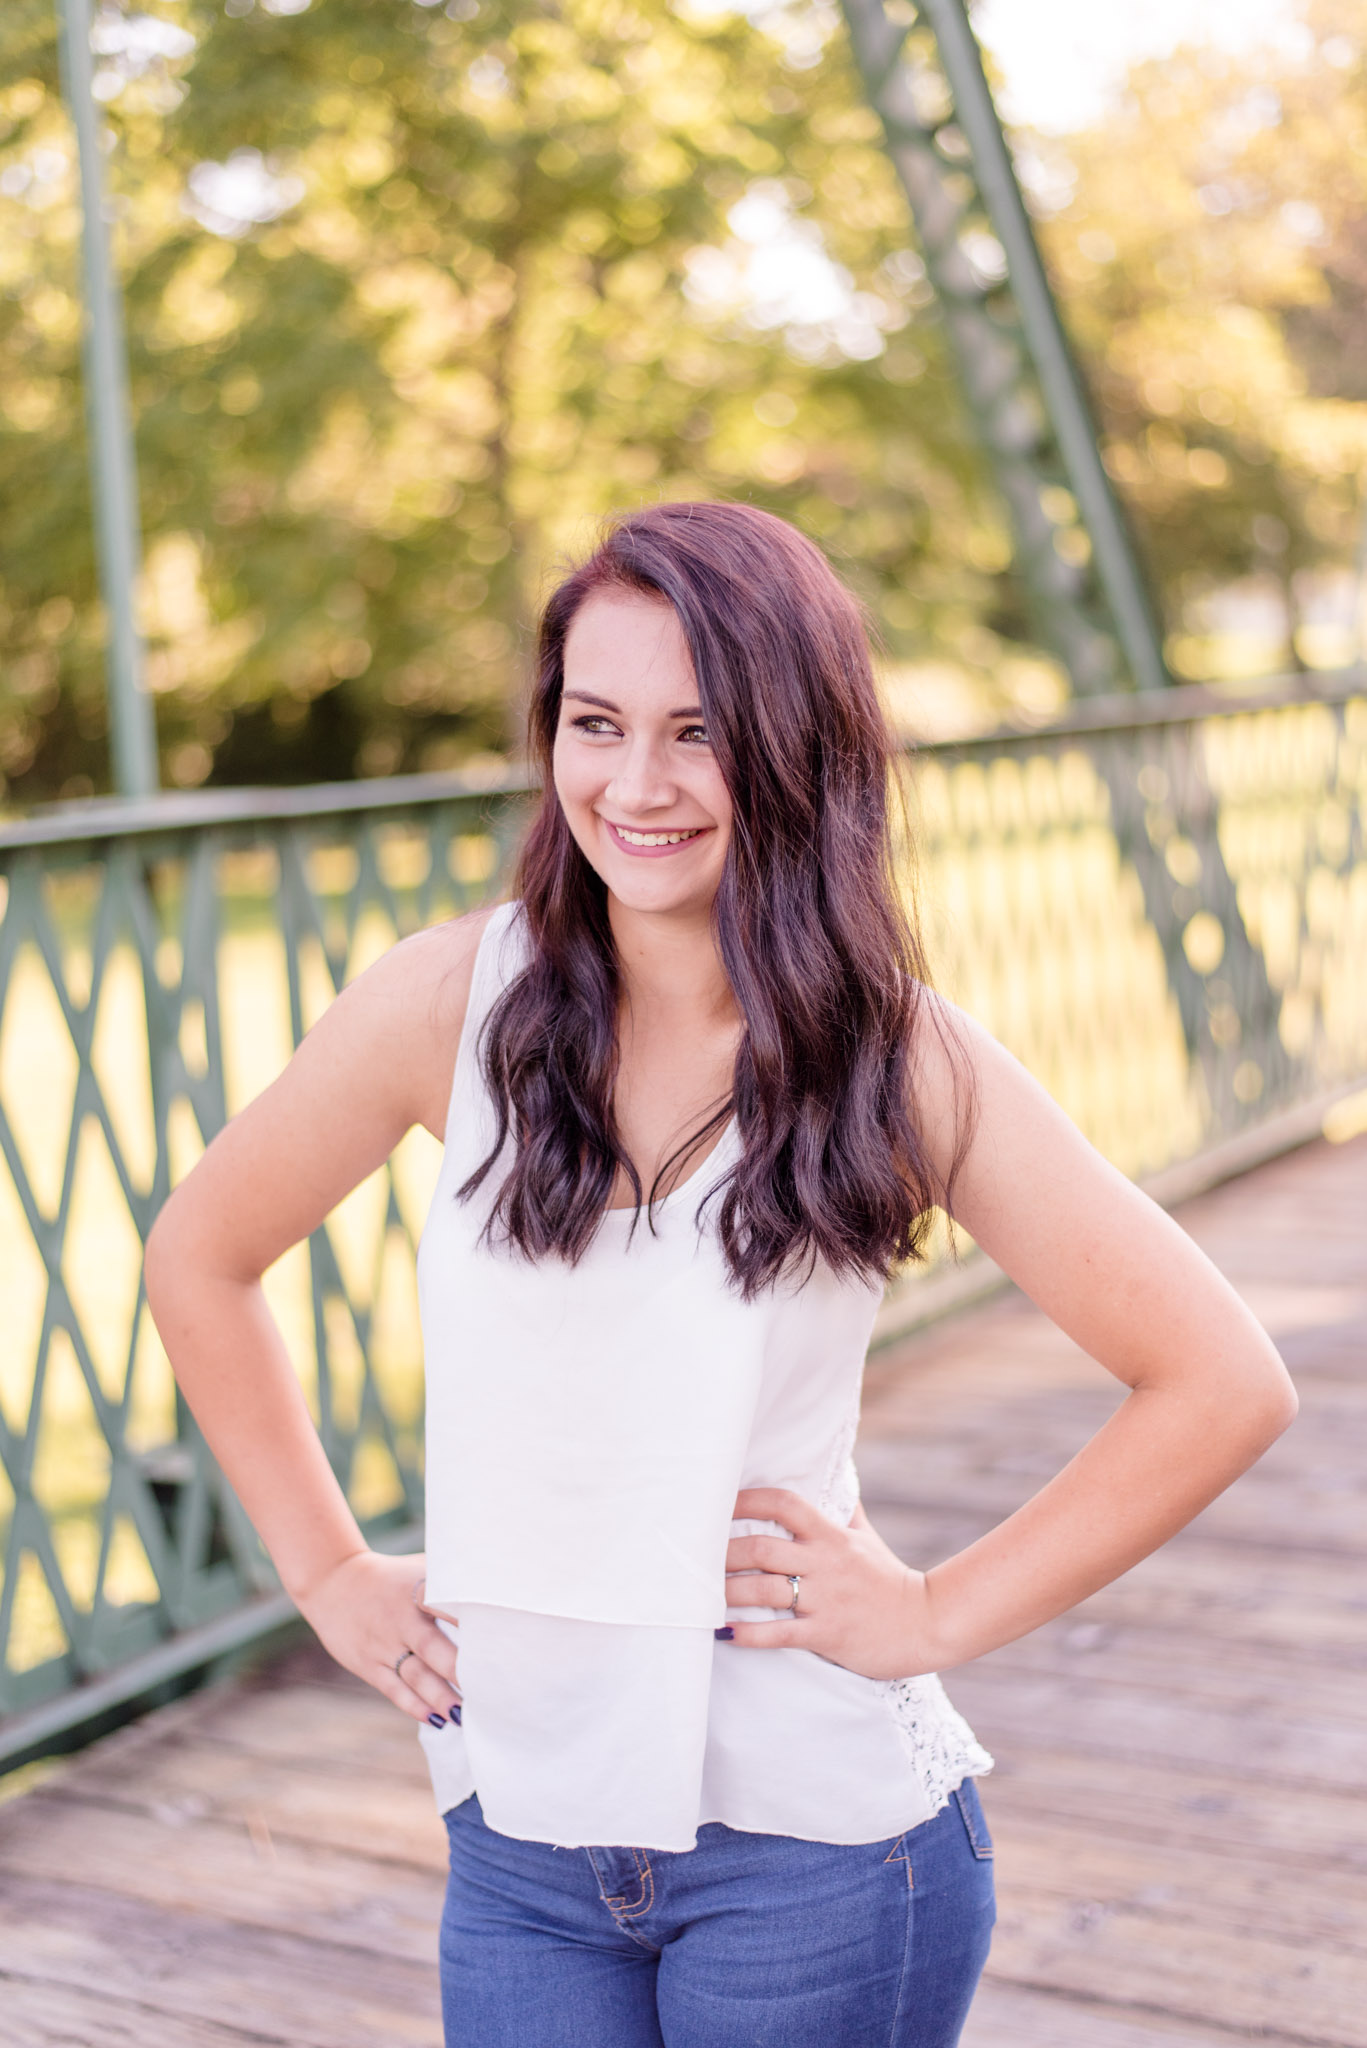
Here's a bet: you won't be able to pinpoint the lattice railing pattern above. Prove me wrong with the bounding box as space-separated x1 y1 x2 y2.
911 687 1367 1173
1 679 1364 1752
0 784 529 1742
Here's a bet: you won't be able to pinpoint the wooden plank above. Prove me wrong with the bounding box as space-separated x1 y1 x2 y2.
69 1671 432 1785
0 1875 443 2048
856 1434 1367 1558
154 1677 432 1776
945 1663 1367 1790
1273 1335 1367 1384
872 1506 1367 1654
985 1879 1367 2046
964 1978 1306 2048
978 1746 1367 1865
968 1623 1367 1720
867 1384 1367 1467
48 1726 448 1870
981 1818 1367 1955
0 1979 288 2048
0 1789 445 1962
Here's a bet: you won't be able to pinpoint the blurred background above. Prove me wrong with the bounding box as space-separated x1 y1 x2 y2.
2 0 1366 1778
4 0 1367 798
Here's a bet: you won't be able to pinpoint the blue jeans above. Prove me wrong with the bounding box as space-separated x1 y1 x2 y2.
439 1781 996 2046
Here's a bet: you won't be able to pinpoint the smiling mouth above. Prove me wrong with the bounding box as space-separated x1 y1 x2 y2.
603 820 708 851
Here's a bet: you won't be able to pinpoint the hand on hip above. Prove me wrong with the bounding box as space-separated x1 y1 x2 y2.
721 1489 940 1681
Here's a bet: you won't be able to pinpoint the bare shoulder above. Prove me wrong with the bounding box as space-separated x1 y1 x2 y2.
145 900 508 1284
367 898 501 1029
908 988 1118 1221
347 899 505 1138
905 987 984 1177
904 990 1278 1391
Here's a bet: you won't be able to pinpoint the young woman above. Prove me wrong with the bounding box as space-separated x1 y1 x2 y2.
145 501 1297 2048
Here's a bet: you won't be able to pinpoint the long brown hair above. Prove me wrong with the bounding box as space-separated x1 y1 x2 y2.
458 500 968 1300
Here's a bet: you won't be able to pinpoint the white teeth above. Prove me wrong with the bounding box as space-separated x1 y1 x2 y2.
612 825 703 847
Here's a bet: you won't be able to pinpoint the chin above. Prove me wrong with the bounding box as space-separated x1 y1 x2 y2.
606 866 721 916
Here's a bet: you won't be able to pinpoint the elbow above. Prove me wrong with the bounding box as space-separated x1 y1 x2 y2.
1265 1369 1299 1439
1188 1332 1299 1466
144 1184 261 1333
142 1196 179 1321
143 1185 198 1325
1243 1350 1299 1453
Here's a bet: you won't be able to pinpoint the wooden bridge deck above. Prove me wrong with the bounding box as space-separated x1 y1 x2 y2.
2 1131 1364 2048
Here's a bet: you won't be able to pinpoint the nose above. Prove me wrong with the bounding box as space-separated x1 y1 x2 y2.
603 734 679 817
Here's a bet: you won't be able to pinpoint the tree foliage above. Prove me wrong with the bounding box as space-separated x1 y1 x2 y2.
2 0 1364 804
1037 0 1367 675
0 0 1000 801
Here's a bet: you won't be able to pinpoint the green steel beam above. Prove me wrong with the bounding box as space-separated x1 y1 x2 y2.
836 0 1290 1078
55 0 160 797
839 0 1170 695
919 0 1167 693
0 1590 298 1770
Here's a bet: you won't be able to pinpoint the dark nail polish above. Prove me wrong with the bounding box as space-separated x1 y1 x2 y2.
714 1626 734 1641
427 1712 447 1728
450 1703 463 1725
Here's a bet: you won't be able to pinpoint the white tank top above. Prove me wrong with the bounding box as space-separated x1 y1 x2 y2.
416 900 990 1849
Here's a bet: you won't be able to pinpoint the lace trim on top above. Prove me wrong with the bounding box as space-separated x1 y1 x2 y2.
879 1675 994 1814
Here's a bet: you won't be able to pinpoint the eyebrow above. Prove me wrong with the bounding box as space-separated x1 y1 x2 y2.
562 690 704 718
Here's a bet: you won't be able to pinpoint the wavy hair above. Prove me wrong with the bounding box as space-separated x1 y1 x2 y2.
457 500 969 1300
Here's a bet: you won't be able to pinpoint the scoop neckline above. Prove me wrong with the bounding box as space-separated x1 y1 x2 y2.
599 1114 738 1222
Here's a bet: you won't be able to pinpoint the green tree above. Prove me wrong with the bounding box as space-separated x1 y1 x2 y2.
0 0 1005 803
1036 1 1367 675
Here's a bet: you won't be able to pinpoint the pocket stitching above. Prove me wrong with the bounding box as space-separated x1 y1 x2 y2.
883 1831 914 1891
953 1783 995 1860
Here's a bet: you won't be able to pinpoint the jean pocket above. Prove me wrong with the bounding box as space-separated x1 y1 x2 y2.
952 1780 994 1860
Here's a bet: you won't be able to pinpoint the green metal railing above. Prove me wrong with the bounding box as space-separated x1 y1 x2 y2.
2 675 1366 1765
0 776 531 1763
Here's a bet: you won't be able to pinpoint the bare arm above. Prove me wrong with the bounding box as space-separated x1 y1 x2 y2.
143 906 495 1722
726 1004 1298 1675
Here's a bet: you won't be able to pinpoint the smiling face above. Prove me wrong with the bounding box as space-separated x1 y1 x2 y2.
552 589 732 918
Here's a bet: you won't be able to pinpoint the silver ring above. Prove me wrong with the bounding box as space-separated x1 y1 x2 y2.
394 1648 416 1677
787 1573 801 1617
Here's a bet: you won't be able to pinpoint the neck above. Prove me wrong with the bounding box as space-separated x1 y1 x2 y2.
606 894 739 1031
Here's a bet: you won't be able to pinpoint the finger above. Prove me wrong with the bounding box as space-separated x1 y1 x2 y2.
392 1634 462 1703
723 1572 797 1609
383 1654 462 1723
379 1666 449 1725
725 1533 806 1576
726 1618 811 1651
734 1488 828 1539
409 1614 463 1691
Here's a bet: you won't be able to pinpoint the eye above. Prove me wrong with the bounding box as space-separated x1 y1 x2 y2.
677 724 710 745
569 714 621 737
